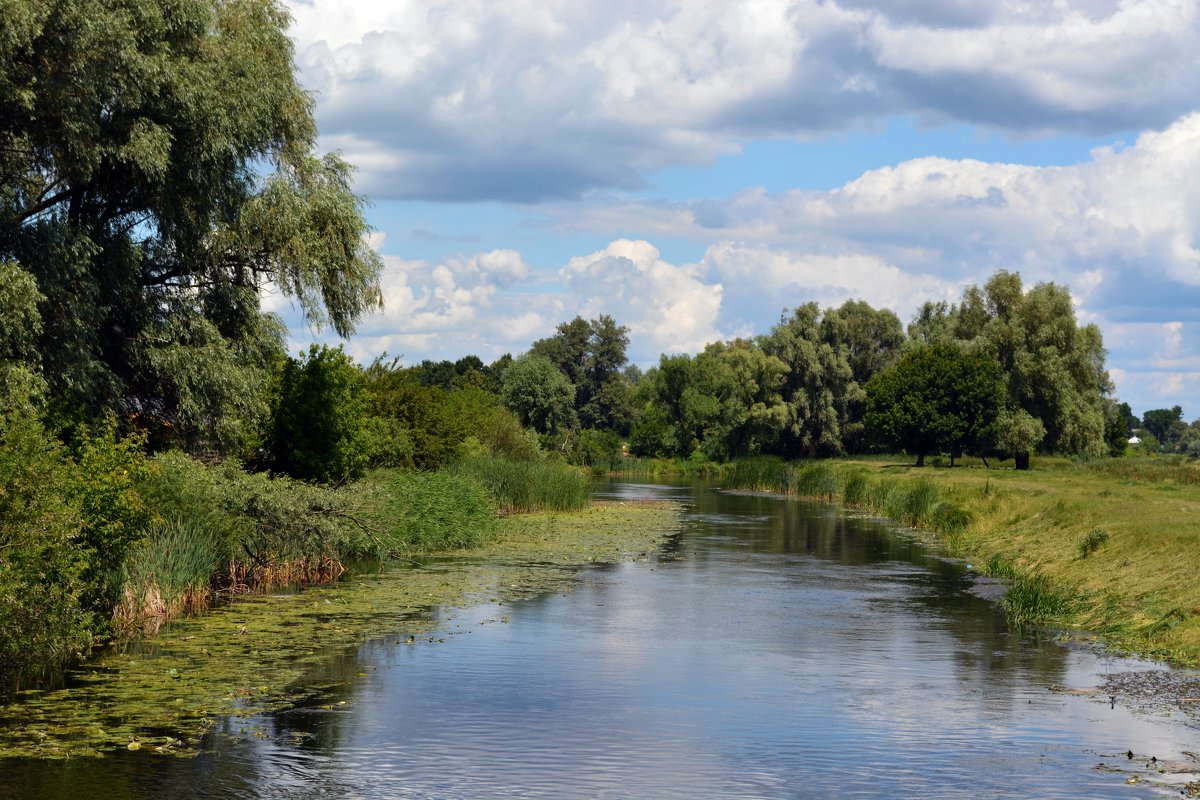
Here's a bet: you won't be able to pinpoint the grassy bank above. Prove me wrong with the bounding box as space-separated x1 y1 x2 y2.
0 500 682 759
724 456 1200 666
0 439 596 687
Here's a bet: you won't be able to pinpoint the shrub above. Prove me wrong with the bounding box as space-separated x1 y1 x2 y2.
0 405 92 683
267 344 369 483
1077 528 1110 559
68 420 157 609
571 429 624 474
139 451 361 582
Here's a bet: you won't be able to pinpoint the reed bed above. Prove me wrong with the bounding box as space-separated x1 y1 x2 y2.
450 456 590 514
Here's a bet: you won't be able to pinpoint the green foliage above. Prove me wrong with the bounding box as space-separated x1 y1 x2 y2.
451 457 591 514
1077 528 1109 559
362 470 497 553
268 344 368 483
143 451 363 569
0 261 42 363
865 343 1004 466
364 360 540 469
531 314 632 433
570 428 625 473
0 402 92 682
68 421 157 608
994 408 1046 468
946 272 1111 457
1142 406 1186 452
760 303 855 457
1 0 381 446
501 354 578 436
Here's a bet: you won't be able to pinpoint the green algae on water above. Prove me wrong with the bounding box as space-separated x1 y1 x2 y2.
0 501 682 759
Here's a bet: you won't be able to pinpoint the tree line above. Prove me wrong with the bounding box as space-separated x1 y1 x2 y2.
494 272 1124 470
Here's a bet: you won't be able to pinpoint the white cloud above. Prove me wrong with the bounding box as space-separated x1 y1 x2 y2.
560 240 725 358
698 244 957 326
545 113 1200 319
285 0 1200 201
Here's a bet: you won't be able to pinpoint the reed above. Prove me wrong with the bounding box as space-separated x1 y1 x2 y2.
365 469 498 553
450 456 590 514
115 517 223 629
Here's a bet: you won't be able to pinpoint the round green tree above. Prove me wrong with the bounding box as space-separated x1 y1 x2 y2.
865 343 1004 466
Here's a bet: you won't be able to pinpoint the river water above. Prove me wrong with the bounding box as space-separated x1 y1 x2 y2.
3 481 1198 798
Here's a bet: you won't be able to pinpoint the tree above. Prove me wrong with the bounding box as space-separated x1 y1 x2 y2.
531 315 631 433
994 408 1046 470
690 340 788 460
917 271 1113 458
865 344 1004 467
759 303 854 457
267 345 368 483
1142 406 1184 451
0 0 382 446
821 300 904 452
500 355 577 437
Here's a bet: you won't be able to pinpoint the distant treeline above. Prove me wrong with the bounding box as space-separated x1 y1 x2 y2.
491 271 1127 469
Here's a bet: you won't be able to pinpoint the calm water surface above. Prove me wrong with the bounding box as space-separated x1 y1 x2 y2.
3 481 1198 798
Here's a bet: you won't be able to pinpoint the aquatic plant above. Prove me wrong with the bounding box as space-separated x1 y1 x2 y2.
450 456 589 514
116 517 223 628
364 469 498 552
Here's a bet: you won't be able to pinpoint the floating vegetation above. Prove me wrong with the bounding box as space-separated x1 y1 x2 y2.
0 501 682 759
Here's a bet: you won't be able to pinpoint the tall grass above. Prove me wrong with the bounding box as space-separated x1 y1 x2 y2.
1089 457 1200 485
117 517 223 627
364 469 498 553
725 457 972 538
615 456 731 478
450 456 590 514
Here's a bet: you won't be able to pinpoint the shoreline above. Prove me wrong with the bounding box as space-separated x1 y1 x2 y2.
716 457 1200 668
0 500 682 760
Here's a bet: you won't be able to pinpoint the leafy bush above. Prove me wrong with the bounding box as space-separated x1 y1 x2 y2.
139 451 362 581
0 405 92 682
68 420 157 609
571 428 624 474
267 344 369 483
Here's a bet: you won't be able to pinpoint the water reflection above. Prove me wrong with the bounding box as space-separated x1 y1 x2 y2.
2 481 1196 799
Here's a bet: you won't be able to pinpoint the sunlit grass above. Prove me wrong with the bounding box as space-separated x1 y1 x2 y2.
723 454 1200 664
449 456 590 514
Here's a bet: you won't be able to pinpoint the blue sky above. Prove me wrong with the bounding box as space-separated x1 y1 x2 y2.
276 0 1200 417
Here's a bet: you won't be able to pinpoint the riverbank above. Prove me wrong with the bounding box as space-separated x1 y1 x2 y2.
722 456 1200 667
0 500 682 759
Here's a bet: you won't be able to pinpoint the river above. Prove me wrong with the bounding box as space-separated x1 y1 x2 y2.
2 481 1197 798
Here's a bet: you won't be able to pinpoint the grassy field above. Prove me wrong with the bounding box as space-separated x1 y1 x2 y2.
726 455 1200 666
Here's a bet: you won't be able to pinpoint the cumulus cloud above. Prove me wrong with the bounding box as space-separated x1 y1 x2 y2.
560 240 725 359
285 0 1200 201
548 113 1200 313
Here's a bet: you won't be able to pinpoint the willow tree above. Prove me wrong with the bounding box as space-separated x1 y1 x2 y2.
0 0 382 449
961 272 1110 458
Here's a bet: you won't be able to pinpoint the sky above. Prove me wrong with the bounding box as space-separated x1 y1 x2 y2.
275 0 1200 417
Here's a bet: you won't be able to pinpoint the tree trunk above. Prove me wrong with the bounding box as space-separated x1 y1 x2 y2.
916 452 926 467
1015 451 1030 470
